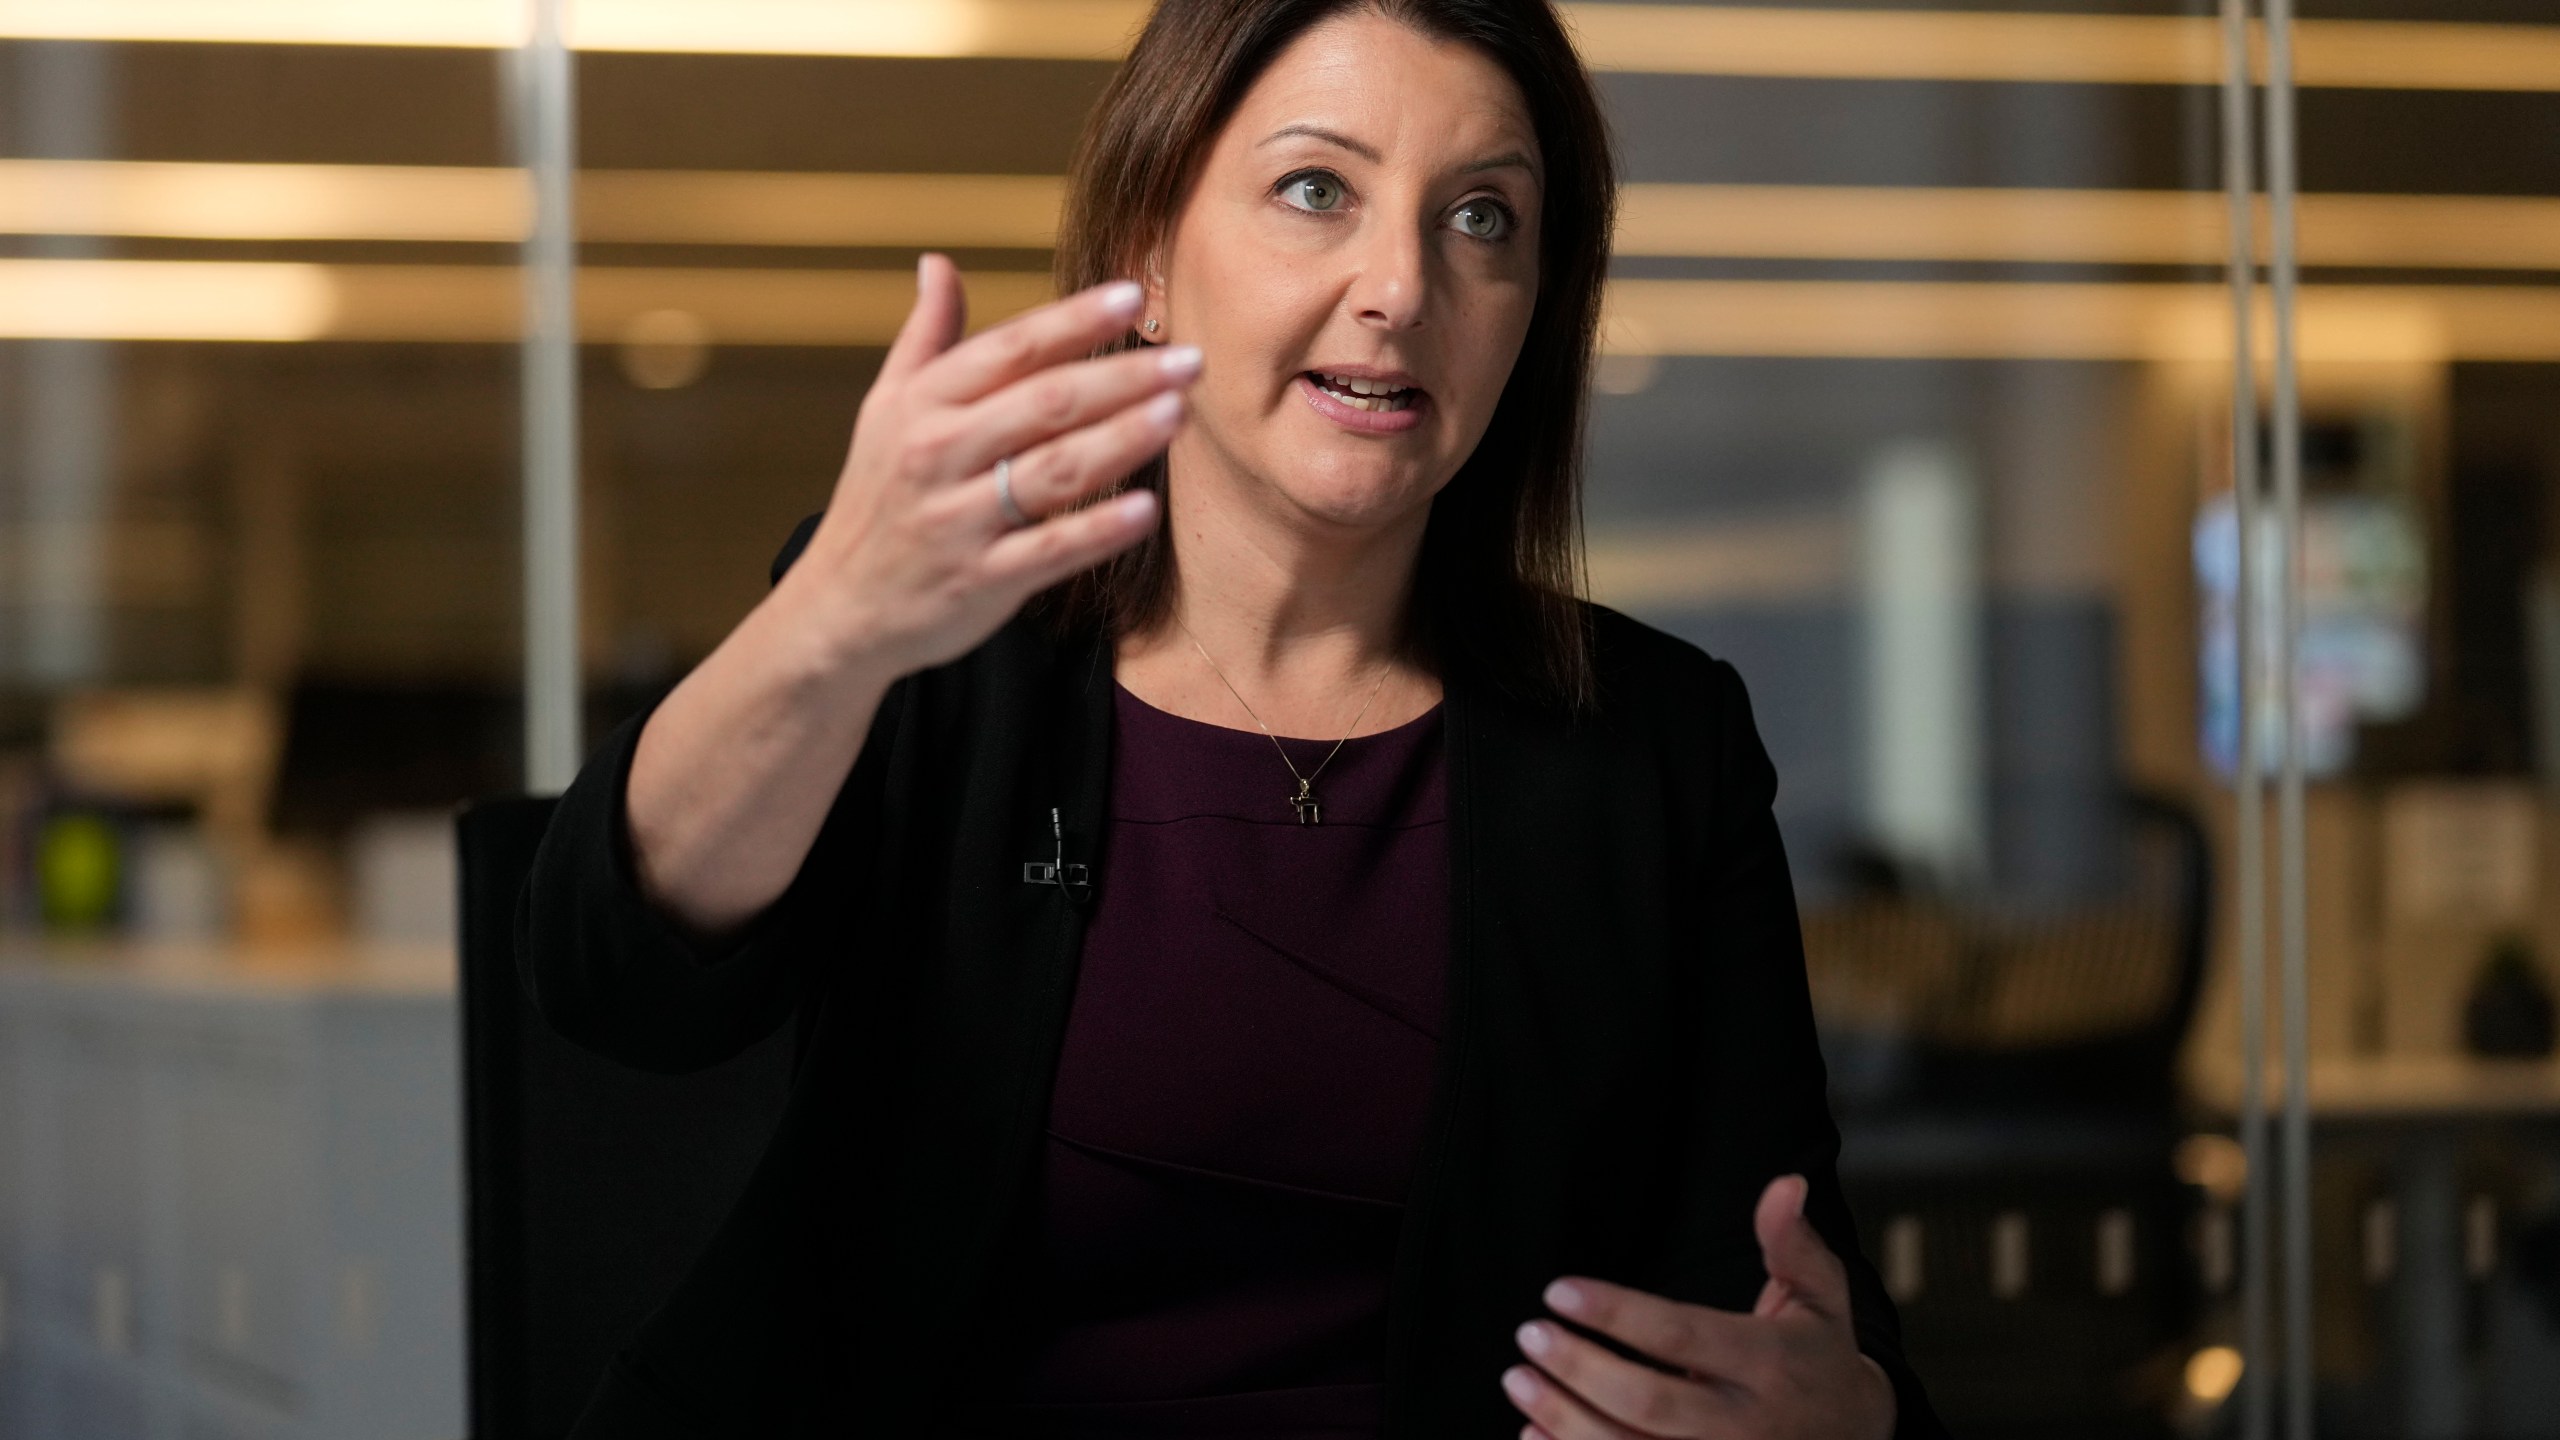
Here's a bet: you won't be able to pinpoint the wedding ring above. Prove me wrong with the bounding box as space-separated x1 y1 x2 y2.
993 455 1031 528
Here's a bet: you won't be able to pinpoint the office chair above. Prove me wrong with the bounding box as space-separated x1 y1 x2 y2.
456 796 797 1440
1805 788 2214 1439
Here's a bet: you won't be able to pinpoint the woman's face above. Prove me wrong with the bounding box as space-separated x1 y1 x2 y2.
1149 9 1543 536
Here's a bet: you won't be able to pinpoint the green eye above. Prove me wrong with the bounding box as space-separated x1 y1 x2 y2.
1452 200 1510 240
1284 174 1344 211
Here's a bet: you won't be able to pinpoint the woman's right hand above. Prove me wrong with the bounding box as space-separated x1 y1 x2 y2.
623 255 1191 940
784 252 1196 675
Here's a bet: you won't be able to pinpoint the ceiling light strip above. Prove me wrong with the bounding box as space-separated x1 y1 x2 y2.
0 257 338 340
0 160 1066 248
8 161 2557 272
321 263 1060 343
1573 7 2560 91
0 2 2552 91
1615 185 2560 270
5 258 2555 362
1601 278 2548 363
0 0 1147 55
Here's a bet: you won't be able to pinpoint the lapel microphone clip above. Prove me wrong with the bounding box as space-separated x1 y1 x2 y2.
1022 806 1093 904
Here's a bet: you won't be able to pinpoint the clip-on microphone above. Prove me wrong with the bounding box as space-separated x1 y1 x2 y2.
1021 806 1093 903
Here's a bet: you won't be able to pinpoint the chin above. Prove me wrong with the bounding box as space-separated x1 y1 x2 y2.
1264 455 1442 531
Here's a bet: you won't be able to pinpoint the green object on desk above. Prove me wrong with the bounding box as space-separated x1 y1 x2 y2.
36 811 121 933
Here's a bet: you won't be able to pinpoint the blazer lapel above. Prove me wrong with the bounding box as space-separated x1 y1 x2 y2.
1383 671 1668 1435
888 621 1118 1394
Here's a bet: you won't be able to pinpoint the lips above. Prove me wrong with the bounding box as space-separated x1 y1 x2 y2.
1293 363 1430 434
1305 370 1420 413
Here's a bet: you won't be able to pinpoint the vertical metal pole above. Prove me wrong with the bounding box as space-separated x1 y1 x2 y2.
519 0 582 793
14 42 116 687
2261 0 2313 1435
2219 7 2270 1439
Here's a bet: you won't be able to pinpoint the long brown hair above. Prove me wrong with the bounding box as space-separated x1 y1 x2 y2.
1048 0 1614 707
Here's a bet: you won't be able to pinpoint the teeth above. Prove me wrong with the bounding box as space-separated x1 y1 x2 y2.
1313 372 1416 411
1321 372 1407 396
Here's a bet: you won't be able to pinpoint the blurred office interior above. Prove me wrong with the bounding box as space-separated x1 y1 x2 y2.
2 0 2559 1436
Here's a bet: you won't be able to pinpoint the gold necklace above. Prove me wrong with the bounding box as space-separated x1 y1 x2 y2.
1174 615 1392 826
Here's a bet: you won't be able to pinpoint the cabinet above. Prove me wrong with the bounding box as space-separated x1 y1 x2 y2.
0 948 463 1440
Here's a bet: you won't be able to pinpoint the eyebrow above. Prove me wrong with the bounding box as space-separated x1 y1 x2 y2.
1258 123 1381 162
1258 123 1540 183
1461 150 1539 180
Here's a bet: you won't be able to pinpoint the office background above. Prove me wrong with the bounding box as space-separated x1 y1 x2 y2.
3 1 2559 1436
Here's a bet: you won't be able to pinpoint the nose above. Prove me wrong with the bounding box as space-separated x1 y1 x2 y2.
1347 215 1429 331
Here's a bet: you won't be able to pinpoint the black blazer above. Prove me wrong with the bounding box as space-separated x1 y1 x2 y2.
519 520 1945 1438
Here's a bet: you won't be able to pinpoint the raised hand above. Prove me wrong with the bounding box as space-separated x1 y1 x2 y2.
788 252 1197 675
1501 1176 1896 1440
622 254 1195 939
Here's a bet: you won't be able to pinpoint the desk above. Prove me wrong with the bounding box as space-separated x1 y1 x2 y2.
2195 1054 2560 1439
0 941 463 1440
2194 1053 2560 1119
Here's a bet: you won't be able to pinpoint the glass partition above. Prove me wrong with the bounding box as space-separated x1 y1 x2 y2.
1574 3 2560 1437
1 24 531 1437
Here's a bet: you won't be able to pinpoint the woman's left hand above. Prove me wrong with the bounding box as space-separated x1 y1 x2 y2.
1501 1175 1896 1440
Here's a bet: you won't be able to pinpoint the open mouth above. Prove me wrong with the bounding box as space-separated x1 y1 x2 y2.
1305 371 1420 413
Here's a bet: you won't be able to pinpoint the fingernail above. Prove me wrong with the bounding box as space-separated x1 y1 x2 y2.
1543 1279 1585 1315
1116 488 1158 521
1158 344 1202 378
1099 280 1143 315
1144 390 1185 426
1515 1321 1552 1357
1502 1366 1542 1404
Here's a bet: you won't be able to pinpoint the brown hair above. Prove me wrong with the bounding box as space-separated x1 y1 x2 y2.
1049 0 1614 707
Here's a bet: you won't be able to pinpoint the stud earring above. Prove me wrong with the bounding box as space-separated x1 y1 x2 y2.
1144 319 1161 335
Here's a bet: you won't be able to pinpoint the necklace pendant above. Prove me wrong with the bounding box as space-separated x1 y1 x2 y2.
1291 779 1320 826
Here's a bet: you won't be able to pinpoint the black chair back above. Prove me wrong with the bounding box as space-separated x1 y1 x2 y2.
457 796 796 1440
1807 789 2217 1437
1806 787 2213 1115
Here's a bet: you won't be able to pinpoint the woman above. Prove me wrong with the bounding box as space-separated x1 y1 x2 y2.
522 1 1944 1436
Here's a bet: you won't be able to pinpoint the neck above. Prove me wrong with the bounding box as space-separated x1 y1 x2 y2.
1169 490 1420 666
1115 436 1442 737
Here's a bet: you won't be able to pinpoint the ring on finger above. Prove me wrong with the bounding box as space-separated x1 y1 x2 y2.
993 454 1032 528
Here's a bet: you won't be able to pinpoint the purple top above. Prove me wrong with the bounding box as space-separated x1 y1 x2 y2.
966 683 1450 1438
